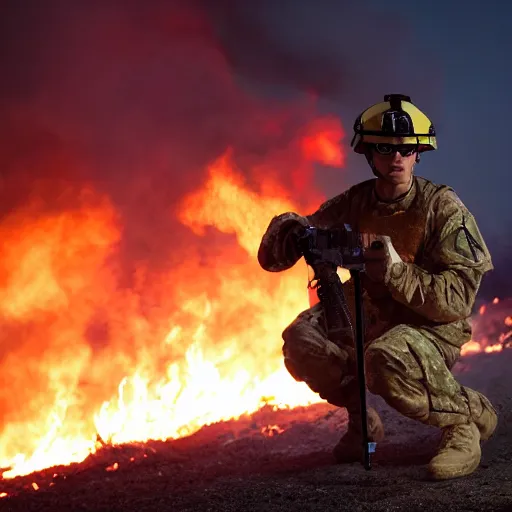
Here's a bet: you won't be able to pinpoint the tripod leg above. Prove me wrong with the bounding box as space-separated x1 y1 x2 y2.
350 269 374 470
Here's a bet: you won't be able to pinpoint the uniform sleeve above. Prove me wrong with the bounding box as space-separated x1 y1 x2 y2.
257 191 351 272
385 190 493 323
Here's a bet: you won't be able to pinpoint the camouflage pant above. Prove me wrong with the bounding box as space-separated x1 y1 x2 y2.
283 303 479 428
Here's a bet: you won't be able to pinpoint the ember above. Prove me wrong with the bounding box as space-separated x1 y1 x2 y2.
261 425 285 437
461 297 512 355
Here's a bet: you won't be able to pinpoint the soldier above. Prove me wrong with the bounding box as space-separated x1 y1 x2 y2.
257 94 497 480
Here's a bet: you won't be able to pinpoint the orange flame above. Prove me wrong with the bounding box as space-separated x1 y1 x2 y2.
301 118 345 167
460 297 512 355
105 462 119 472
261 424 285 437
0 123 344 480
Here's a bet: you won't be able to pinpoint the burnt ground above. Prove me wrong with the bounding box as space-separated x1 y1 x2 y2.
1 350 512 512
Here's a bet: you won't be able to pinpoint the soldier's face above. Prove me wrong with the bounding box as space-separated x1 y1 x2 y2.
371 145 416 185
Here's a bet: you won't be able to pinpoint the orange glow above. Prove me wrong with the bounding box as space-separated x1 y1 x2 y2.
261 424 285 437
0 141 335 480
106 462 119 472
461 297 511 356
301 118 345 167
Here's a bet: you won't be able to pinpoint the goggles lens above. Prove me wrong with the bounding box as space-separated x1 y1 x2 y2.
374 144 417 157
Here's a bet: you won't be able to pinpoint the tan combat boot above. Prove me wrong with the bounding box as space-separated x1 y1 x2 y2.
428 422 481 480
464 388 498 440
333 407 385 463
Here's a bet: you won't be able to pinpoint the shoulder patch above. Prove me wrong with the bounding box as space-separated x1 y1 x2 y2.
454 215 485 263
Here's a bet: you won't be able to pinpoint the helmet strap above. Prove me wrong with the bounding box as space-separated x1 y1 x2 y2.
415 137 421 163
364 149 383 179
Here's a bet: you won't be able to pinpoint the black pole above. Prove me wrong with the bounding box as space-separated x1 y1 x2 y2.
350 268 372 470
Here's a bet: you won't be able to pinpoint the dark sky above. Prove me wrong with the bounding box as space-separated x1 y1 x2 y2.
1 0 511 296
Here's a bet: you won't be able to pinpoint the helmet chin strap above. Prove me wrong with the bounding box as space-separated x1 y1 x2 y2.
364 151 383 179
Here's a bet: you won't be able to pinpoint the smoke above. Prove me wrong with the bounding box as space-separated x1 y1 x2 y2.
0 0 444 220
199 0 439 103
1 1 319 269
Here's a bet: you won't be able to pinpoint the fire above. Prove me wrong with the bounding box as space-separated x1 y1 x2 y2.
261 425 285 437
0 189 119 319
460 297 512 355
0 123 341 480
105 462 119 472
301 118 345 167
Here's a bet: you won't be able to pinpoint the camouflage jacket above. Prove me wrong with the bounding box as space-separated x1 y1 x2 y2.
258 176 493 358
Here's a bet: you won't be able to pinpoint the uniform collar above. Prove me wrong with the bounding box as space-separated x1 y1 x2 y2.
372 177 417 213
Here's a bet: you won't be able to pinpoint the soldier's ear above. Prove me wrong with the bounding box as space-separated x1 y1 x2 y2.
415 153 421 163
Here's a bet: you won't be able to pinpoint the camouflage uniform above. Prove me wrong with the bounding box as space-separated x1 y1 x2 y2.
258 176 495 432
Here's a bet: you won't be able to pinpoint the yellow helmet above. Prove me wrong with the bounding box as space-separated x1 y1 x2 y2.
351 94 437 154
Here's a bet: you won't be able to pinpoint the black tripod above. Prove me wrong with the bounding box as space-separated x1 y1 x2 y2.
350 267 376 470
302 230 381 470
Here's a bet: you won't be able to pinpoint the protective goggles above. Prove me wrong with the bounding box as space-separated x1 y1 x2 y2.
373 144 417 157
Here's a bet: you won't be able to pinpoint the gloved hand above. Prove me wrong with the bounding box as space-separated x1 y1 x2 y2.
363 235 403 283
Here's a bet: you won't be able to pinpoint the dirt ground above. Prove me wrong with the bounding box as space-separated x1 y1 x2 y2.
1 350 512 512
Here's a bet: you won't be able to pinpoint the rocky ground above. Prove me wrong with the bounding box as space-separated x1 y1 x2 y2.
1 350 512 512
